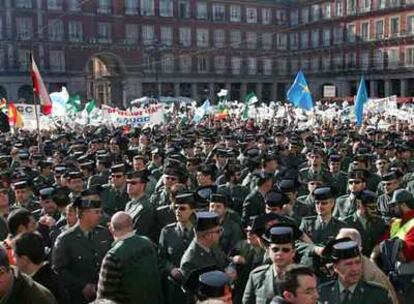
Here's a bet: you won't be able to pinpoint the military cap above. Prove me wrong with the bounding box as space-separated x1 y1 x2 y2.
164 167 181 177
265 191 289 207
72 151 84 159
348 170 366 181
175 192 197 208
195 211 220 232
278 179 297 193
215 148 228 157
39 187 55 200
13 180 29 190
68 171 83 179
262 225 295 244
304 174 325 184
111 164 126 174
353 154 369 162
79 161 94 169
52 186 71 207
81 185 103 197
54 166 67 174
251 214 298 238
198 270 230 300
126 171 149 183
196 185 217 202
96 155 111 165
244 147 261 158
209 193 228 206
313 186 334 201
357 190 377 205
322 238 360 262
254 171 273 185
18 152 30 160
133 154 146 161
328 154 342 162
38 160 53 168
73 197 102 209
382 171 398 181
308 148 323 156
183 265 217 294
31 153 43 161
77 155 90 164
389 189 414 206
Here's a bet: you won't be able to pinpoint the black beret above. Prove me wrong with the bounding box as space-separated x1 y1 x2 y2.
262 225 295 244
198 270 230 299
278 179 297 193
356 190 377 205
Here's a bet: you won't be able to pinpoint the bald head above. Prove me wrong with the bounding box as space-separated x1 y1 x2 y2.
110 212 133 236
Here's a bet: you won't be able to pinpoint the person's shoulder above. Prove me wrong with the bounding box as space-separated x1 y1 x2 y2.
318 279 336 290
362 280 389 293
302 215 317 223
56 224 78 240
336 194 349 201
250 264 272 275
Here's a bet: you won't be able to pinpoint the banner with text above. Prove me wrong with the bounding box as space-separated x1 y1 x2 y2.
101 104 164 126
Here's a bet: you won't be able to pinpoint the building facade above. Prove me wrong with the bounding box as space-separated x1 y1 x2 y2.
0 0 413 107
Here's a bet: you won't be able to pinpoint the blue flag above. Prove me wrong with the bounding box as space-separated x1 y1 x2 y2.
354 76 368 126
286 70 313 111
192 99 211 124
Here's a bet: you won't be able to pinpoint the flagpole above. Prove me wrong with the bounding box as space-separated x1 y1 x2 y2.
30 53 42 151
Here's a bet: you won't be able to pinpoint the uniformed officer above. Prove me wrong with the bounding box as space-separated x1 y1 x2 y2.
298 186 347 280
242 172 273 226
334 170 367 220
101 164 129 217
377 171 402 224
242 224 299 304
209 193 243 254
180 212 229 283
11 180 40 212
33 160 55 192
318 238 392 304
343 190 387 257
88 154 111 187
124 170 156 241
158 192 196 304
52 197 113 304
297 176 324 213
67 171 84 202
328 154 348 196
350 154 382 192
132 154 157 195
151 167 181 208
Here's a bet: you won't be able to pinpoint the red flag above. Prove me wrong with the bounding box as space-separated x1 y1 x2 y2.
8 102 24 128
30 55 52 115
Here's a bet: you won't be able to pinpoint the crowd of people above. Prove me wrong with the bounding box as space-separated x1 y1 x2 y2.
0 108 413 304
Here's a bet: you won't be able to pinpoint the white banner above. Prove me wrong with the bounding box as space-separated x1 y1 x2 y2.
365 95 398 113
101 104 164 126
14 103 56 130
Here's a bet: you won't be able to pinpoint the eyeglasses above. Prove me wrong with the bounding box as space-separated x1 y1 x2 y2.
270 247 292 253
112 174 124 179
173 206 189 211
165 176 178 181
349 180 362 185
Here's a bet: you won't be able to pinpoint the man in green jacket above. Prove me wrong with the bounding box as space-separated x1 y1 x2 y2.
319 238 392 304
97 211 163 304
101 164 129 217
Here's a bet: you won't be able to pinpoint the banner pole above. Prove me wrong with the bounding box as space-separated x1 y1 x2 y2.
30 53 42 151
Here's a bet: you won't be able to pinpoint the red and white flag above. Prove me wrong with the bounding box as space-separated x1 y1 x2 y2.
30 55 52 115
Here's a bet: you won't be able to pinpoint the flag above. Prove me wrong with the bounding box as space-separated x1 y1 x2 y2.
50 86 69 116
85 99 97 114
66 95 82 113
8 102 24 128
354 76 368 126
30 55 52 115
286 70 313 111
192 99 211 124
242 92 258 121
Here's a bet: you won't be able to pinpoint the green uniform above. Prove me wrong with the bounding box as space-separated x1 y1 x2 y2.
11 198 40 213
97 234 163 304
218 183 249 216
366 172 382 192
151 188 171 208
145 175 157 196
343 212 387 256
180 239 228 282
298 216 347 278
230 240 265 304
220 212 243 254
52 224 113 304
334 193 359 220
298 167 333 195
377 192 396 224
33 174 55 192
290 200 314 226
0 216 7 241
297 194 316 214
101 184 130 217
242 189 265 226
242 264 281 304
125 194 156 241
158 222 194 304
330 171 349 196
318 279 392 304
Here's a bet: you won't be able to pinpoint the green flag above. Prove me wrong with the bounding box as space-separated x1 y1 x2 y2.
242 92 258 120
66 95 81 113
85 99 96 114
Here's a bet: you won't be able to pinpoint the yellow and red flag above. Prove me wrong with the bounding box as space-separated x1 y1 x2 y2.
8 102 23 128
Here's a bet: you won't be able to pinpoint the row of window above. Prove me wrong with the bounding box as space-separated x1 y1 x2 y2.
5 18 276 50
12 0 287 25
290 0 414 26
281 15 414 50
279 47 414 74
0 49 64 72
